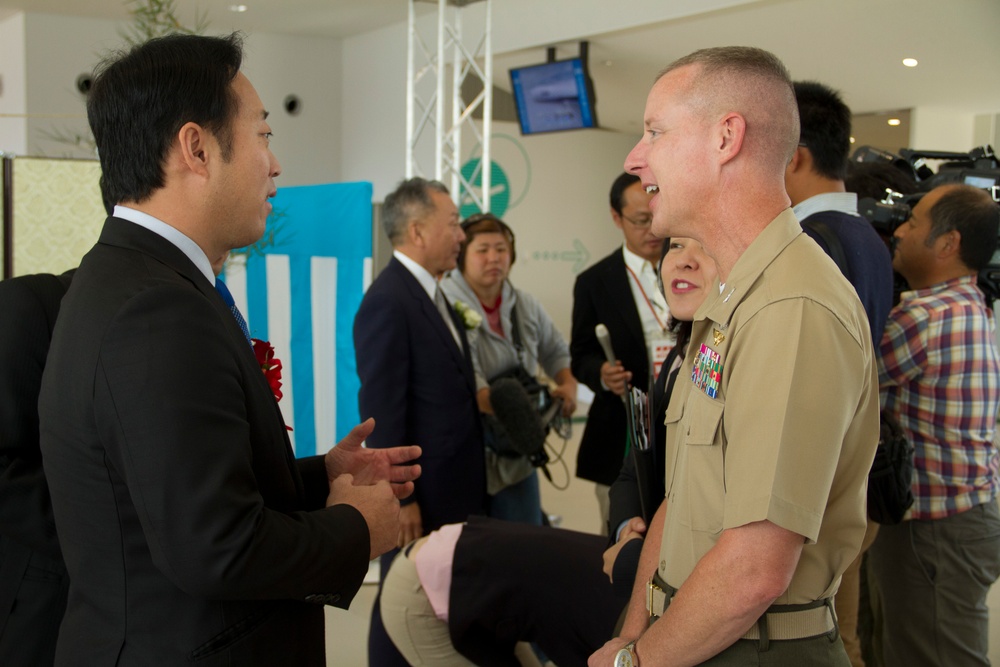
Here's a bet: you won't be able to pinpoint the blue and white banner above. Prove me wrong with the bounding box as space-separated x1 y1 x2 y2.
222 181 372 457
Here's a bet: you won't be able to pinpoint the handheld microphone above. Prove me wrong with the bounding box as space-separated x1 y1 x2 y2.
490 377 547 457
596 323 627 402
595 324 616 364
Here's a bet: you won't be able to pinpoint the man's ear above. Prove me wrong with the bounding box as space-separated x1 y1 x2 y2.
611 208 626 231
176 122 211 177
786 145 808 174
407 219 424 247
717 112 747 165
936 229 961 260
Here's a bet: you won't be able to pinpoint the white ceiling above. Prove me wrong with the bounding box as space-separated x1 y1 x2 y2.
4 0 1000 145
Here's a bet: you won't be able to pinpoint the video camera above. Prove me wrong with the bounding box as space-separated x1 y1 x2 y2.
853 144 1000 302
487 367 571 469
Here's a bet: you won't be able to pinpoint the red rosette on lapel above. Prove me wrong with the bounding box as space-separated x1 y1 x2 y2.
251 338 293 431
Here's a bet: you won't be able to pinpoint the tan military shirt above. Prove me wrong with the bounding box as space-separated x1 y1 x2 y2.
658 209 879 604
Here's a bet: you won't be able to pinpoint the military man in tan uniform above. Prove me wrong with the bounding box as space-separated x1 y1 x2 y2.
589 47 879 667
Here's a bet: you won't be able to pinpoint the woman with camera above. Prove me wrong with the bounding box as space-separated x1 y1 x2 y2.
441 213 577 525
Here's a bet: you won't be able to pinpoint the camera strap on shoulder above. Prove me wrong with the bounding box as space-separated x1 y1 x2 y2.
509 297 530 369
801 217 850 280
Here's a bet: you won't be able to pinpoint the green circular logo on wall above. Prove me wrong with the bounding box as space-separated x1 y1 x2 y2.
459 158 510 218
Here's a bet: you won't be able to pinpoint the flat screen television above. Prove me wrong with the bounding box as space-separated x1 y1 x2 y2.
509 57 597 135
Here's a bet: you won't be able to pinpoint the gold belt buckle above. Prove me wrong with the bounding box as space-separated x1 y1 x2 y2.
647 577 663 618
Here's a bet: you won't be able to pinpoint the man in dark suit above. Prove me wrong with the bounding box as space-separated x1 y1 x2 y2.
37 33 419 667
571 172 663 531
0 271 72 666
784 80 893 667
354 177 486 666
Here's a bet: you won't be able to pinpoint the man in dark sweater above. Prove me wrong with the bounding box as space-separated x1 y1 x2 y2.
784 79 893 667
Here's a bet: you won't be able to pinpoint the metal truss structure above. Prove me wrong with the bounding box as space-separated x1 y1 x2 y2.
407 0 493 212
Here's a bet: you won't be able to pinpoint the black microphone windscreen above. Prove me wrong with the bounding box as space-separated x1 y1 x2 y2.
490 377 546 456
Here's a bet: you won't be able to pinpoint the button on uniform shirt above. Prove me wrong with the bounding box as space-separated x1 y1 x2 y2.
878 275 1000 520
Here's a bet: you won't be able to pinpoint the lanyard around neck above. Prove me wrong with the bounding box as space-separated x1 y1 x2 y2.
625 264 667 333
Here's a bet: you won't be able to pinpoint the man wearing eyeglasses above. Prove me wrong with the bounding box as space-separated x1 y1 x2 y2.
571 172 670 532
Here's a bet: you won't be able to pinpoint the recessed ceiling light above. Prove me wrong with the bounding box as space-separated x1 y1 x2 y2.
887 118 901 126
230 4 248 12
902 58 918 67
850 136 855 144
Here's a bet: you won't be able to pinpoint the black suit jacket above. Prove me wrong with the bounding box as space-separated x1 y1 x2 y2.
571 249 650 486
353 256 485 531
38 217 371 666
449 517 622 667
0 271 72 666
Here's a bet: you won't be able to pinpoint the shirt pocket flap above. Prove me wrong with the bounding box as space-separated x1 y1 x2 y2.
664 392 685 425
685 391 724 446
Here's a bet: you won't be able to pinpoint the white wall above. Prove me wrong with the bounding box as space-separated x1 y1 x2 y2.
340 19 408 198
487 121 639 339
973 113 1000 148
242 33 342 186
0 12 27 155
909 106 978 152
23 13 122 159
8 13 341 187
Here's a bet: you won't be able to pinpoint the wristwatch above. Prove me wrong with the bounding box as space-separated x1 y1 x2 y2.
614 640 638 667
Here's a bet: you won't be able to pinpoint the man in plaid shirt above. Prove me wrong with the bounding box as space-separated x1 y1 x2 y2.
869 183 1000 667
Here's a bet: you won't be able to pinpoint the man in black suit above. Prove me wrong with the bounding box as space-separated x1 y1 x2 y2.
37 33 419 667
571 172 664 531
354 177 486 666
0 271 72 666
784 80 893 667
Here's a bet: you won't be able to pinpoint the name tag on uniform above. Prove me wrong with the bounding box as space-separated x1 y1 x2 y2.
691 343 722 398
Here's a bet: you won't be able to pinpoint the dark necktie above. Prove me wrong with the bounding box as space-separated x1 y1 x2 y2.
215 278 252 345
434 286 461 347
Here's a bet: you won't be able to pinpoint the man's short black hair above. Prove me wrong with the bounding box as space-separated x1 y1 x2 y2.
794 81 851 182
610 172 641 215
87 33 244 209
928 185 1000 272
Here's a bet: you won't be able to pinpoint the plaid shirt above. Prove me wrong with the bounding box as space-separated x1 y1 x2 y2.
878 275 1000 520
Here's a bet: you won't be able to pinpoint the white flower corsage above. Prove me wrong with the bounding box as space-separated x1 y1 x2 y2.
453 300 482 330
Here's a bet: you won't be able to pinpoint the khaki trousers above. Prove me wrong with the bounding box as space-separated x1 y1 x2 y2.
380 546 474 667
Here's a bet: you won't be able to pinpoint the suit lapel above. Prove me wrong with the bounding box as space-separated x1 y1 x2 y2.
100 218 255 354
442 290 478 392
95 218 304 508
99 216 292 432
603 252 647 351
390 259 476 392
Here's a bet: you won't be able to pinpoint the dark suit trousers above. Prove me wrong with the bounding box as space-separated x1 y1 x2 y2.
0 537 69 666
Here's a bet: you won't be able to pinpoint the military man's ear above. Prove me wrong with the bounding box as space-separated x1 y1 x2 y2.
717 112 747 165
